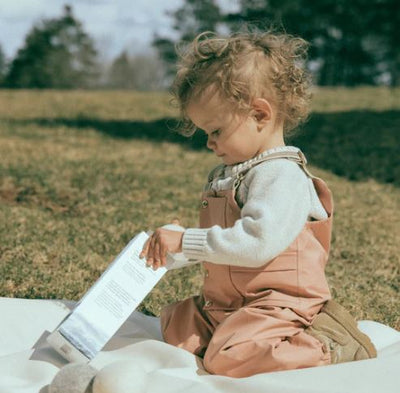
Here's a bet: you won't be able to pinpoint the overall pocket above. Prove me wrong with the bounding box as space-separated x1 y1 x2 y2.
230 253 298 298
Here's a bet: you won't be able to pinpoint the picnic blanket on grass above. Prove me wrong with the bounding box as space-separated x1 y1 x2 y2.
0 297 399 393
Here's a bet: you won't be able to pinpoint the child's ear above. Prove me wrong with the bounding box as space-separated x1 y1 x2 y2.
252 98 273 126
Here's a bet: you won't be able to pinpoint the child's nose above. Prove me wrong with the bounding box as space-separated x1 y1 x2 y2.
207 136 216 150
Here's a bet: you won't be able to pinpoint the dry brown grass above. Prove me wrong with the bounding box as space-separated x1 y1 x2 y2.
0 88 399 330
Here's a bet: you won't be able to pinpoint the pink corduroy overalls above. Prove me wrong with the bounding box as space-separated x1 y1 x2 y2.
161 151 332 377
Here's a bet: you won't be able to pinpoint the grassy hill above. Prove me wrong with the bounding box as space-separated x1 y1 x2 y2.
0 88 399 329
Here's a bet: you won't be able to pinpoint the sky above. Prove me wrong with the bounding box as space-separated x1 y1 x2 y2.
0 0 184 61
0 0 240 62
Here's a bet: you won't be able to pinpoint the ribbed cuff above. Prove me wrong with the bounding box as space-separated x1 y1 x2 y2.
182 228 209 260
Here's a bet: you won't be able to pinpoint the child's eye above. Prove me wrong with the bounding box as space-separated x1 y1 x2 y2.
211 129 221 137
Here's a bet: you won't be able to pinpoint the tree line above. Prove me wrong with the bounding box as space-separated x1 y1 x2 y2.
1 2 398 89
155 0 399 87
0 6 165 90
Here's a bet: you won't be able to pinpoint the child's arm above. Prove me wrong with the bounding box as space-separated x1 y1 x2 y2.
141 160 325 270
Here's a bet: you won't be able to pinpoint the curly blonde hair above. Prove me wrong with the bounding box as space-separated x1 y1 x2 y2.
172 30 312 136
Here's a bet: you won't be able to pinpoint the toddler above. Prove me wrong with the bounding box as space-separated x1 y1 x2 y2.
48 31 378 392
140 31 376 378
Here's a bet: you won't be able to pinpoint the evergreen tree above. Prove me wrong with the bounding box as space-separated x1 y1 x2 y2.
0 44 6 85
153 0 222 78
5 5 98 88
226 0 378 85
367 0 400 86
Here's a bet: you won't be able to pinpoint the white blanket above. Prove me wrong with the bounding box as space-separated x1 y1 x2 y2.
0 297 399 393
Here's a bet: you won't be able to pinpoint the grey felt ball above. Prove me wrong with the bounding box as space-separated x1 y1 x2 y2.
49 363 98 393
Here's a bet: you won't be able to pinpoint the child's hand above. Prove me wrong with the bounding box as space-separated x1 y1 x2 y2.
140 228 184 270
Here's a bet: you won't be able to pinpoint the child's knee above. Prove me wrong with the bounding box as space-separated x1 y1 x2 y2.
203 351 234 377
203 345 249 378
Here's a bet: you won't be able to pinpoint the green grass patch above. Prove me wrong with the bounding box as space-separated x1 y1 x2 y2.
0 88 399 330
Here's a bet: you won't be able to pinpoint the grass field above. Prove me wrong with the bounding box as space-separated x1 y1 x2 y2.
0 87 399 330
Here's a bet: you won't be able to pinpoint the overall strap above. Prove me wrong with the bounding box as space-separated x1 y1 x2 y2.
233 150 314 191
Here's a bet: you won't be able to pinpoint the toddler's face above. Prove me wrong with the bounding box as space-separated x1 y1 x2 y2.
186 90 280 165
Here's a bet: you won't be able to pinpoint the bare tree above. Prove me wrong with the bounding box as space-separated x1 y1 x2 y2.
107 51 165 90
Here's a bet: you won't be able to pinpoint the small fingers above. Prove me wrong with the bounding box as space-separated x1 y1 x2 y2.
152 260 161 270
160 242 168 267
146 234 158 267
146 232 165 270
140 238 150 259
153 241 162 269
140 230 169 270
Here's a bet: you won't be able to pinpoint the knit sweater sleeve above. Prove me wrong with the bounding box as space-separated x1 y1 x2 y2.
182 159 311 267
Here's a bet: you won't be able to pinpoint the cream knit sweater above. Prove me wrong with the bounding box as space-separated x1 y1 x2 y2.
176 146 329 268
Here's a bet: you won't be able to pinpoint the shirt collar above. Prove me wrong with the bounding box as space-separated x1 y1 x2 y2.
224 146 301 177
